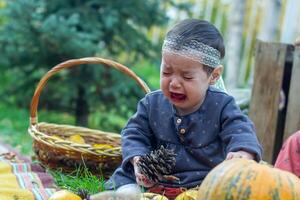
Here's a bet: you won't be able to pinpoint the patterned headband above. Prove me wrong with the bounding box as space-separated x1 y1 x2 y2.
162 35 221 68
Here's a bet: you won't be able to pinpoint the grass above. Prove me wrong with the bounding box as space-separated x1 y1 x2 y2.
49 166 106 196
0 103 32 154
0 102 74 155
0 102 106 195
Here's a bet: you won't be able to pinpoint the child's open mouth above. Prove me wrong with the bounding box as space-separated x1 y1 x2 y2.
170 92 187 102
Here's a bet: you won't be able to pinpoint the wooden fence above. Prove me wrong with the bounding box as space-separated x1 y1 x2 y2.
249 40 300 163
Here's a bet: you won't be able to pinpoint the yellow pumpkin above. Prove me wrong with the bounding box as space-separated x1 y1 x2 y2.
198 158 300 200
141 192 169 200
49 190 82 200
175 188 198 200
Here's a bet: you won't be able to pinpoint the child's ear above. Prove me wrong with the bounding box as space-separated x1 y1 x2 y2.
210 65 223 85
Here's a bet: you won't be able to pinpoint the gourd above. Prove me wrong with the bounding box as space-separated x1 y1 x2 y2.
198 158 300 200
175 189 198 200
49 190 82 200
141 192 168 200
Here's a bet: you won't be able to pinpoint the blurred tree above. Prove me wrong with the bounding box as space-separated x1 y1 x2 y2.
0 0 5 24
280 0 300 43
239 0 262 87
258 0 282 42
0 0 183 127
224 0 246 89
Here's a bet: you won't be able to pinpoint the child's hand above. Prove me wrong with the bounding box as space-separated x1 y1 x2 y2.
226 150 254 160
132 156 156 188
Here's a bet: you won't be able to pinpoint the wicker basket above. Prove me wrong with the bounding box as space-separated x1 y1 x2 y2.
28 57 151 176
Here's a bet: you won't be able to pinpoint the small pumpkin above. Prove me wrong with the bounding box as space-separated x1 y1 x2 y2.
198 158 300 200
175 188 198 200
49 190 82 200
141 192 168 200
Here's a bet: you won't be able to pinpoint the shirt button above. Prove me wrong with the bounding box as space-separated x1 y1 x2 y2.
176 118 182 124
180 128 186 134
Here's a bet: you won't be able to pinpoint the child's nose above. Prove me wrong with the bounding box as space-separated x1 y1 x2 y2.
170 77 181 88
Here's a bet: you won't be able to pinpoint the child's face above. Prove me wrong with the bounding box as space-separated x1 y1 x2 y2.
160 52 220 115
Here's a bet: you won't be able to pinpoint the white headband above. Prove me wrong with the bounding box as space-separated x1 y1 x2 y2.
162 35 221 68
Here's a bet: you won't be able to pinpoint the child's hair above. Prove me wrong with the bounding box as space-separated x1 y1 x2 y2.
164 19 225 76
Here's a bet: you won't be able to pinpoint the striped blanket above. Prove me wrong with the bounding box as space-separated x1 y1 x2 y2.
0 142 57 200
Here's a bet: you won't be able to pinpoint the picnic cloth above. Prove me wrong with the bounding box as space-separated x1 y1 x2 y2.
274 131 300 177
0 141 57 200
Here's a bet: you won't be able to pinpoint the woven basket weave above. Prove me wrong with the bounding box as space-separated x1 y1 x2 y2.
28 57 151 176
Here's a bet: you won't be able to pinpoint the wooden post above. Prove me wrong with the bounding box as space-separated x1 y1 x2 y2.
283 41 300 140
249 40 288 163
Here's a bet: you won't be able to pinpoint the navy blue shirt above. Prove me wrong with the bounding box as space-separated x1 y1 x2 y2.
105 87 263 189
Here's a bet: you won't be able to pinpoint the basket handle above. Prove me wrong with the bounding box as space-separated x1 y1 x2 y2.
30 57 151 125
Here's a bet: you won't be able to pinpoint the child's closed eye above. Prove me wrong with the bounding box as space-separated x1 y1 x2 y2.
183 76 194 80
162 71 171 76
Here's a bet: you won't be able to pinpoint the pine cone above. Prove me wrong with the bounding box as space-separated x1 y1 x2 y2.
137 146 177 182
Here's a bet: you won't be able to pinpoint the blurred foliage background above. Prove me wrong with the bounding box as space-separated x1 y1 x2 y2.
0 0 300 154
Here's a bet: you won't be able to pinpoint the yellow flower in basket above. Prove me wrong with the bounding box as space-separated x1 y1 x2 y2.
92 144 114 153
92 144 114 149
52 135 63 140
68 134 86 144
